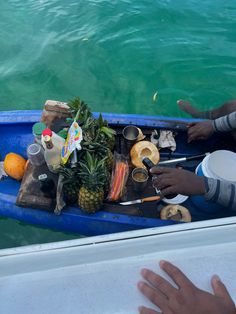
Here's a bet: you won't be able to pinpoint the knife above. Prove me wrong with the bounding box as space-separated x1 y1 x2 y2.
120 195 161 205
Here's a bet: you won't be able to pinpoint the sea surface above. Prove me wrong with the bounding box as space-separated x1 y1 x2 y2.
0 0 236 248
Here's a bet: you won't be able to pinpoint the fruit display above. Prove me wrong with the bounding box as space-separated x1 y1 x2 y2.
59 97 116 212
12 96 163 215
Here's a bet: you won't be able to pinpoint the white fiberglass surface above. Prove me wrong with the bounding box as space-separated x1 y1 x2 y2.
0 224 236 314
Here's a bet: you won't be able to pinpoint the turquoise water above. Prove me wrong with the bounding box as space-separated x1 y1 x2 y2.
1 0 236 248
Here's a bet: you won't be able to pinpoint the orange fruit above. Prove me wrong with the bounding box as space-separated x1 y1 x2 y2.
4 153 27 181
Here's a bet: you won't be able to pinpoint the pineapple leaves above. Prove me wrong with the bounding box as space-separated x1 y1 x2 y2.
62 97 115 202
100 126 116 138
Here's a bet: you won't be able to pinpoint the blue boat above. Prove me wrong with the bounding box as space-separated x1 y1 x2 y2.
0 110 233 236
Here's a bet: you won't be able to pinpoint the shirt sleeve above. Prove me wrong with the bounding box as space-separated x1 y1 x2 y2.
213 111 236 132
204 177 236 210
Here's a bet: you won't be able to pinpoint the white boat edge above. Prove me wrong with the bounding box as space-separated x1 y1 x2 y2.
0 216 236 313
1 215 236 257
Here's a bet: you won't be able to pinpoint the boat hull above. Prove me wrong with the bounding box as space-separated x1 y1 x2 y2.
0 110 232 235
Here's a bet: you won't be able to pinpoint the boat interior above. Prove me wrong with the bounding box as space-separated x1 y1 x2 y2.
0 114 235 228
104 124 236 222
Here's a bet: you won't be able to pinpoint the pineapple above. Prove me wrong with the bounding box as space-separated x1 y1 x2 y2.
106 148 114 171
84 144 113 171
107 134 116 151
78 152 107 213
104 168 111 194
96 114 116 150
59 166 80 205
64 97 116 211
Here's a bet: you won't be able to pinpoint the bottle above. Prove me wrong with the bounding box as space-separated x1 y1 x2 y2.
27 143 45 166
38 173 56 198
41 128 65 151
42 129 65 173
142 157 163 196
70 151 78 168
142 157 156 171
32 122 47 146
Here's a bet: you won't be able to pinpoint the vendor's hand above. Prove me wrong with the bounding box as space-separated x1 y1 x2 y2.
187 120 214 143
151 167 205 196
138 260 236 314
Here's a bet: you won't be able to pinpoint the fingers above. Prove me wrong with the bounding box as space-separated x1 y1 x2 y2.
160 186 176 196
152 172 178 196
152 178 178 196
138 306 161 314
211 275 235 306
153 176 174 191
150 167 173 175
187 122 208 143
137 281 167 311
187 128 199 143
187 122 197 128
141 268 177 298
176 99 183 105
188 133 205 143
159 260 195 289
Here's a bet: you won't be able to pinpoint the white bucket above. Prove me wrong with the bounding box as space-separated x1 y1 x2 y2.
192 150 236 213
198 150 236 182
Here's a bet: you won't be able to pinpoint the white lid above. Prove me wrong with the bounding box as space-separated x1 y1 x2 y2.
208 150 236 182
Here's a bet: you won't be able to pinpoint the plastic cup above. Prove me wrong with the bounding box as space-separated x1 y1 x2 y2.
27 143 45 166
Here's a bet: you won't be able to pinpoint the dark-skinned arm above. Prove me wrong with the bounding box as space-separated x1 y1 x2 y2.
187 111 236 143
151 167 236 209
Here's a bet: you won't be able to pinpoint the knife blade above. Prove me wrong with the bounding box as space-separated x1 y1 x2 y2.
120 195 161 205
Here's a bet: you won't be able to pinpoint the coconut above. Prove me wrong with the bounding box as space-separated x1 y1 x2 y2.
160 205 191 222
130 141 160 168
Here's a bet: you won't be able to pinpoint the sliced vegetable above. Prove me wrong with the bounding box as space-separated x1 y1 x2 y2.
108 155 129 201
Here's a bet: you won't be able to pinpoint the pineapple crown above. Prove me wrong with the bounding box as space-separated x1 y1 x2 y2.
68 97 92 124
67 96 116 151
96 113 116 139
58 165 80 185
79 152 107 191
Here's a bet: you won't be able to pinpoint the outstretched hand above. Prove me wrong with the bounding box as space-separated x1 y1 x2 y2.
138 260 236 314
187 120 214 143
150 167 205 196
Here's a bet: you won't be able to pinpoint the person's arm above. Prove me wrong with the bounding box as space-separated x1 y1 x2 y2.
137 260 236 314
213 111 236 132
187 111 236 142
204 177 236 209
151 167 236 209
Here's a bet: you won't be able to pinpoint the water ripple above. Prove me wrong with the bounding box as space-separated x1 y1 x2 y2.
0 0 236 114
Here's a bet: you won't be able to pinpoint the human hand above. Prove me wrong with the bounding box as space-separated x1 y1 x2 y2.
187 120 214 143
138 260 236 314
150 167 205 196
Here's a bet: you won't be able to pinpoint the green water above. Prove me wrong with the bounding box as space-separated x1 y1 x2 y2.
1 0 236 248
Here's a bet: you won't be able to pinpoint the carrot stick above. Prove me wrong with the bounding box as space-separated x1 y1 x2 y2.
111 163 124 200
109 161 128 201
